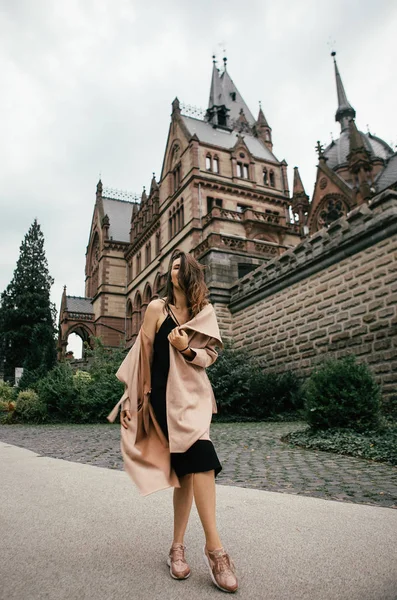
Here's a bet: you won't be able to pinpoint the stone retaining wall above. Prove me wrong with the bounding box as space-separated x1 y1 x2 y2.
228 190 397 407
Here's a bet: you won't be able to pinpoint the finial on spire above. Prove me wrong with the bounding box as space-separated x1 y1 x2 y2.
212 54 216 64
223 55 227 70
315 140 325 157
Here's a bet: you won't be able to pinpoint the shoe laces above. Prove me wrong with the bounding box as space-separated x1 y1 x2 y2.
170 544 186 565
212 550 233 575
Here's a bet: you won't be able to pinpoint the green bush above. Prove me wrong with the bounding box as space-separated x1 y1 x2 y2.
208 343 303 420
37 362 77 420
302 355 381 431
14 389 47 423
0 380 16 402
75 340 124 422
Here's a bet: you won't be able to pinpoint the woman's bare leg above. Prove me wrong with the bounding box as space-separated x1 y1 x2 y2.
193 470 222 550
173 474 194 544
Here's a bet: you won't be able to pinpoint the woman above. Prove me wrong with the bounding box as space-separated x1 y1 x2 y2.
108 250 238 593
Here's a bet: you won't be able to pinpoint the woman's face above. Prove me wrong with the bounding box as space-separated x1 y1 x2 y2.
171 257 181 289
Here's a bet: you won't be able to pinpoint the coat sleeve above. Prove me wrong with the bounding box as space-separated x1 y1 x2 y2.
185 336 219 369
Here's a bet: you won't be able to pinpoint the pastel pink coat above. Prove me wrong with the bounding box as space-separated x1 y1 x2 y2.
107 303 223 496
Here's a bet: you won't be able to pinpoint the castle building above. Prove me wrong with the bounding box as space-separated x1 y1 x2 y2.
58 54 397 358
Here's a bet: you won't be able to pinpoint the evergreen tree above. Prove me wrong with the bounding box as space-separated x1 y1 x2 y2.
0 219 57 383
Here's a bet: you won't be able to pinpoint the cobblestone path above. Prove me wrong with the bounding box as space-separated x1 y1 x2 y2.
1 422 396 508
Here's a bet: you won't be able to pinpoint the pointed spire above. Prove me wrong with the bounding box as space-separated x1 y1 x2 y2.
171 97 181 119
257 103 269 127
332 52 356 131
141 186 147 204
292 167 310 234
255 103 273 149
348 118 365 152
293 167 306 196
96 178 102 200
207 57 255 127
208 57 224 107
150 172 159 195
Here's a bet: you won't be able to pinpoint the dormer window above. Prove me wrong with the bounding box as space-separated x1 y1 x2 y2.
213 156 219 173
206 155 212 170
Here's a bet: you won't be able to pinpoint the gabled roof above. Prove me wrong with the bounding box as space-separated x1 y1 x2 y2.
101 198 134 242
65 296 94 314
181 115 277 162
375 153 397 193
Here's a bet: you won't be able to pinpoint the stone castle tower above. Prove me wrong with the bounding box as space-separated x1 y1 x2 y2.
58 54 397 358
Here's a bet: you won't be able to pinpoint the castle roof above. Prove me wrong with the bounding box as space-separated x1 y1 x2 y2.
323 130 393 170
208 59 256 125
182 115 277 162
65 296 94 314
375 152 397 193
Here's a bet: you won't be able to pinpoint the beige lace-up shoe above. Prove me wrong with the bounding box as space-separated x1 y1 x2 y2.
167 543 191 580
203 545 238 593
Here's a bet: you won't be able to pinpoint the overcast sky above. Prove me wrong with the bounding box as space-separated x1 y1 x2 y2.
1 0 397 356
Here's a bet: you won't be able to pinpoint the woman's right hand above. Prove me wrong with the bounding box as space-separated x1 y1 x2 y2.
121 409 132 429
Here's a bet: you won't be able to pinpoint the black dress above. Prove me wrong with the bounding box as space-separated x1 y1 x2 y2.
149 305 222 479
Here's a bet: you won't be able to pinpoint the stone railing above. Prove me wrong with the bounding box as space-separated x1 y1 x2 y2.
66 312 95 321
194 232 286 259
202 206 284 228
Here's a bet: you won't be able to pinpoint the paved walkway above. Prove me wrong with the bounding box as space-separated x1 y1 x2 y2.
1 441 396 600
0 422 396 508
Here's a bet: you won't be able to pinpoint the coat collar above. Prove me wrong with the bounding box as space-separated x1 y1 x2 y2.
178 303 223 347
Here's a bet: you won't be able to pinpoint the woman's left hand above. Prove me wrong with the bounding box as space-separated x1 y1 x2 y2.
168 328 189 351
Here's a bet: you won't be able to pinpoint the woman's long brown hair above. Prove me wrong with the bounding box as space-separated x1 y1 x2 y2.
164 249 209 317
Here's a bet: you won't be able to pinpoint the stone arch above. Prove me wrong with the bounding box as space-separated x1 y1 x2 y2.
133 291 143 335
153 272 164 297
143 282 152 304
60 322 95 361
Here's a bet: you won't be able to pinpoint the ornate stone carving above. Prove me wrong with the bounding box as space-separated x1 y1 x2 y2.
317 196 347 229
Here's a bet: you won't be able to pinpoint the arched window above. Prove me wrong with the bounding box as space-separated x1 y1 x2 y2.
136 251 141 274
133 292 142 335
206 155 212 170
180 198 184 228
177 202 180 231
169 211 172 239
213 156 219 173
145 242 151 266
155 231 160 255
263 168 268 185
172 207 177 236
126 300 133 339
269 170 275 187
127 261 133 283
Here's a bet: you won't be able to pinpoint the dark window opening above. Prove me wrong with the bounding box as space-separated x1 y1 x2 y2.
207 197 223 213
238 263 258 278
269 170 275 187
237 204 252 213
230 92 236 101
